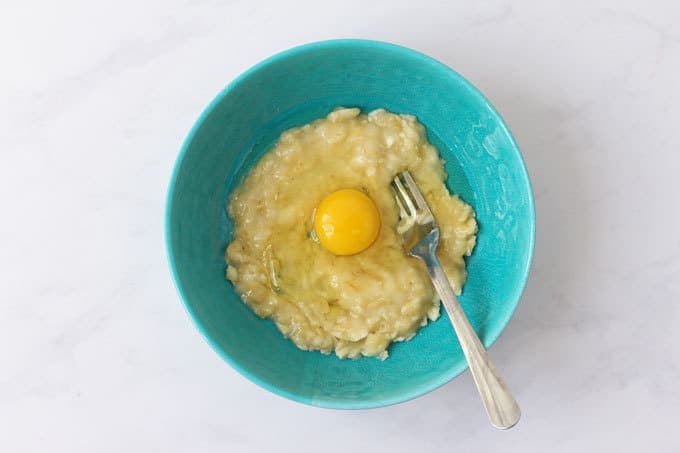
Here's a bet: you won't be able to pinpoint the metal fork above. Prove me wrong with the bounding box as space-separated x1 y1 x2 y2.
391 171 521 429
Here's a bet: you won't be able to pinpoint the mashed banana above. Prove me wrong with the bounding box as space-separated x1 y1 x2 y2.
226 108 477 359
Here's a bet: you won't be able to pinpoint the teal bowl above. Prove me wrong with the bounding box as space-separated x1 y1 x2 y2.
166 39 535 409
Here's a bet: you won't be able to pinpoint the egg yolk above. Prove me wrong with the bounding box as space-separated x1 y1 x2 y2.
313 189 381 256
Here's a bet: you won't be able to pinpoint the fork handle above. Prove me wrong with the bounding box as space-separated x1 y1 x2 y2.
421 251 521 429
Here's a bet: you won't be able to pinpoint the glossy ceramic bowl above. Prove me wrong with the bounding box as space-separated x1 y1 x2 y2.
166 40 535 409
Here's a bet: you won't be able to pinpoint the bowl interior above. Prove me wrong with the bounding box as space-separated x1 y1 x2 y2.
166 40 534 409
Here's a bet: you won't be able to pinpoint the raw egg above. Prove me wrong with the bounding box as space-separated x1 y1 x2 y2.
313 189 381 255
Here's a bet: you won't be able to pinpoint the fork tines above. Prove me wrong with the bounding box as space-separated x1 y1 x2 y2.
391 171 435 223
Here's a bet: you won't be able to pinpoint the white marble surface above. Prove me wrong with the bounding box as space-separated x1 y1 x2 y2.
2 0 679 451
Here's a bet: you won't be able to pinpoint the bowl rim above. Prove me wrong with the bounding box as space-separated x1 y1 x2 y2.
165 38 536 410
